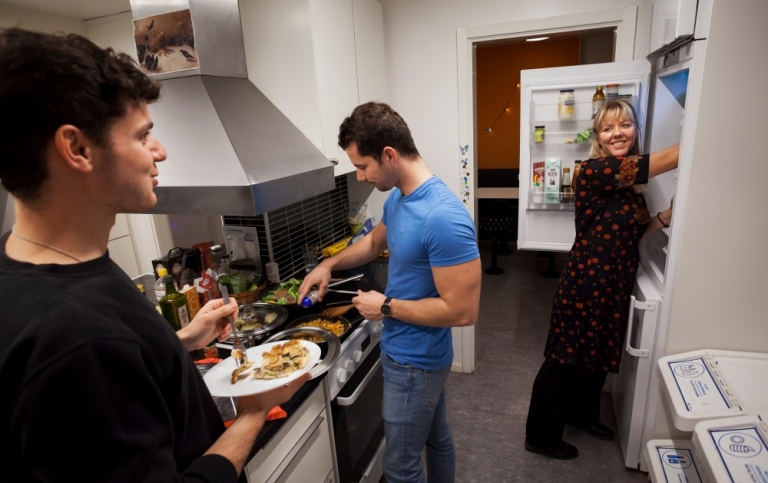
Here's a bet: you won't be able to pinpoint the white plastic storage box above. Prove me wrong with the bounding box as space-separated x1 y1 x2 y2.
657 349 768 431
692 413 768 482
644 439 705 483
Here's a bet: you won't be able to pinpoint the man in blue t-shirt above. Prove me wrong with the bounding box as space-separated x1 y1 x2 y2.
299 102 481 483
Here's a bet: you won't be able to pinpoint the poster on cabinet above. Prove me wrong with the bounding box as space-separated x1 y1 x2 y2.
133 9 198 75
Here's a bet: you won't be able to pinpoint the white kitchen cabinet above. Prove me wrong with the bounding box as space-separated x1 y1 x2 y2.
240 0 386 177
245 382 335 483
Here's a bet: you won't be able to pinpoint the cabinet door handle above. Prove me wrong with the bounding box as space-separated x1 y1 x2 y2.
266 414 324 483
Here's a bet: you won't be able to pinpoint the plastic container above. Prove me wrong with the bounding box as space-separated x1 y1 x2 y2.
657 349 768 431
646 349 768 483
265 261 280 284
605 84 619 99
558 89 575 120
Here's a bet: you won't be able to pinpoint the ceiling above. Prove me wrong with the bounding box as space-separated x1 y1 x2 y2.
2 0 131 21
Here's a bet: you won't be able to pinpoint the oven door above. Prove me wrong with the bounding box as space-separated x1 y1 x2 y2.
332 343 385 483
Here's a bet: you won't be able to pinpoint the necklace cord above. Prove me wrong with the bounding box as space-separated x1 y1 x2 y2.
11 225 83 263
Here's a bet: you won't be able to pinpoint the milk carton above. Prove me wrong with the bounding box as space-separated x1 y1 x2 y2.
545 157 561 204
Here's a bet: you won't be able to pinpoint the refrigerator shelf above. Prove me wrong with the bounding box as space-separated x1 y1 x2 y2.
528 199 576 211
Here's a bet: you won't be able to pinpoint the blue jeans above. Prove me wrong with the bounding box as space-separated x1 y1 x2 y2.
381 353 455 483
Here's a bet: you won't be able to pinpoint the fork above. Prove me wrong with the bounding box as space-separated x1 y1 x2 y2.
220 285 244 367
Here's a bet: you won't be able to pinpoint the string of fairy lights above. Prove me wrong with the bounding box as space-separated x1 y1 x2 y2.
478 79 520 133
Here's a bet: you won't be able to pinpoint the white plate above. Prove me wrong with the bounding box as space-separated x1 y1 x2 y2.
203 340 321 397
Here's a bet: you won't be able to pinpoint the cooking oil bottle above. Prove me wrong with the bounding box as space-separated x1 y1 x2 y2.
158 265 190 331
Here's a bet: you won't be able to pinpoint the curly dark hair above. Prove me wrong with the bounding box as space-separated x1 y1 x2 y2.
338 102 420 162
0 28 161 201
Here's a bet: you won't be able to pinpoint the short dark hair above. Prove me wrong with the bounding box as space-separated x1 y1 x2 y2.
0 28 161 201
338 102 420 162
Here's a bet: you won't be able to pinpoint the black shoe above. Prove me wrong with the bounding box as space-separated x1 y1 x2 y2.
570 421 615 441
524 438 579 460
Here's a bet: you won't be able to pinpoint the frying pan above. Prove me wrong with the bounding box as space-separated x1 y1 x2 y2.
285 313 351 342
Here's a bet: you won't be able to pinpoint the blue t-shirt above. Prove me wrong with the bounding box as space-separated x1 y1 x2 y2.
380 176 479 369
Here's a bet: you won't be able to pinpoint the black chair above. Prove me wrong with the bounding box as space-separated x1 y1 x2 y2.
478 199 517 275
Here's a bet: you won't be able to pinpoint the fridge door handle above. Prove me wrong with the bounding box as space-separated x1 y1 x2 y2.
625 295 657 358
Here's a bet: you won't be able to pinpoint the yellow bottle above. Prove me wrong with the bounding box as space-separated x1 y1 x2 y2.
158 266 190 331
592 86 605 118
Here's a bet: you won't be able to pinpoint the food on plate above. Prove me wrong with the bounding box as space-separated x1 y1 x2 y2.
293 318 346 342
230 349 254 384
230 340 310 384
261 278 302 304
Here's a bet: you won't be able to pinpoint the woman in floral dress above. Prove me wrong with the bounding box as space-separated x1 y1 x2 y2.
524 100 679 460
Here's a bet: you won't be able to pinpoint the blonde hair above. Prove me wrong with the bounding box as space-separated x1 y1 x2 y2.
589 99 641 159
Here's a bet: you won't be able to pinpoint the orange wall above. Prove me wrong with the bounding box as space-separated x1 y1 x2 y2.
477 38 580 170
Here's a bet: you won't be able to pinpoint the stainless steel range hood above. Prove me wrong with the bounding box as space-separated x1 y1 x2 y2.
130 0 335 216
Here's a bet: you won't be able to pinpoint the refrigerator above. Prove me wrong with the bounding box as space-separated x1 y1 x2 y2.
516 0 728 472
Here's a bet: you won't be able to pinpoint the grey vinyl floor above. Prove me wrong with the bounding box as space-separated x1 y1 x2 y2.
444 242 649 483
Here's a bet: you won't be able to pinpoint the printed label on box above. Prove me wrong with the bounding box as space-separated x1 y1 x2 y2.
668 358 729 412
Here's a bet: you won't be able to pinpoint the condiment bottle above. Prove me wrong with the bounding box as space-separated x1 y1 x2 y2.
592 86 605 118
300 290 319 308
154 264 167 302
217 254 234 296
159 266 191 330
558 89 576 120
561 167 573 203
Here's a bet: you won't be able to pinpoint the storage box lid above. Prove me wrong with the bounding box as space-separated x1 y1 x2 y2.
658 349 768 431
644 439 704 483
692 413 768 483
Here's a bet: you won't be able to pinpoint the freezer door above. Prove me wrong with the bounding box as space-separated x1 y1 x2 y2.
612 268 661 470
517 60 651 252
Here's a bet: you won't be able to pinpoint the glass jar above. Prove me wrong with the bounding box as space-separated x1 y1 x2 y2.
605 84 619 100
558 89 575 120
534 126 546 144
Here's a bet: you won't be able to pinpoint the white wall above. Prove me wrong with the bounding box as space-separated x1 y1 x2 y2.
0 5 87 34
379 0 652 200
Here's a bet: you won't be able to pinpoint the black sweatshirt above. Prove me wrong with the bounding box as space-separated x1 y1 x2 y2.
0 233 238 482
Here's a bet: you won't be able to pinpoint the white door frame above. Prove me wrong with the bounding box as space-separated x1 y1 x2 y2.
454 7 638 373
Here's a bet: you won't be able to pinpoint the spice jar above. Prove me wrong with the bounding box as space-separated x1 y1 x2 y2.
558 89 575 120
534 126 546 144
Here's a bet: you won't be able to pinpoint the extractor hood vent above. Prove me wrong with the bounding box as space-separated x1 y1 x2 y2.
129 0 335 216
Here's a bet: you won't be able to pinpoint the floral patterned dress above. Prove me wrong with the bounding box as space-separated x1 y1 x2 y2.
543 155 651 373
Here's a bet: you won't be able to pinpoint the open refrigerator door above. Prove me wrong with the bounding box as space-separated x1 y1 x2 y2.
517 60 651 252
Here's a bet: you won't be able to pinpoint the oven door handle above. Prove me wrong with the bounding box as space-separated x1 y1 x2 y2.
336 358 381 406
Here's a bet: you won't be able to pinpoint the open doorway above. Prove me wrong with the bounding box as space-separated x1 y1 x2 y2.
475 29 614 273
453 7 638 373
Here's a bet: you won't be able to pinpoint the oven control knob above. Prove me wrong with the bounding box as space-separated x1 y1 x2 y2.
336 368 348 384
345 360 356 372
372 324 382 337
352 350 363 363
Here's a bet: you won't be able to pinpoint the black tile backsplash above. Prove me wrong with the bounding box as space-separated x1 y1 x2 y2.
223 176 351 281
